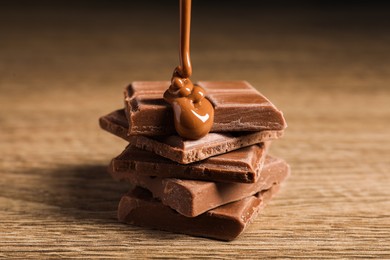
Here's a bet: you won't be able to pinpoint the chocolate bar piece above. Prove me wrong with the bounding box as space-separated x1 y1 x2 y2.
100 109 283 164
118 185 279 241
114 156 290 217
99 109 129 142
124 81 287 136
111 144 267 183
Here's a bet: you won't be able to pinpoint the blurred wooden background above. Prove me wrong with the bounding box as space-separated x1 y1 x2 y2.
1 1 389 258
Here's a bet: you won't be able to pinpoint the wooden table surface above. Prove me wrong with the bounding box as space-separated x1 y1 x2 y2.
1 2 389 259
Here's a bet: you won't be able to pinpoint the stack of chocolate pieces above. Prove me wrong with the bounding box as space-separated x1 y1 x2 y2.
99 81 290 241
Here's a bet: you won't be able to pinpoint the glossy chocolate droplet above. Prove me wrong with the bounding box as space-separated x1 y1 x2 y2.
164 82 214 140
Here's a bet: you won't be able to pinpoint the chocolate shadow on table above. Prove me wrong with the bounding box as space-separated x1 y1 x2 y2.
18 164 197 241
36 164 128 221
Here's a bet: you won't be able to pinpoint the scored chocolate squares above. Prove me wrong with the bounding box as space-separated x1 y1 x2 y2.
118 185 280 241
113 156 290 217
124 81 287 136
111 143 268 184
100 109 283 164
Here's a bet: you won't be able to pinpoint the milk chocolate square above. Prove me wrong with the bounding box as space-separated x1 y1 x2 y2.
124 81 287 136
114 156 290 217
99 109 283 164
110 144 268 183
118 185 280 241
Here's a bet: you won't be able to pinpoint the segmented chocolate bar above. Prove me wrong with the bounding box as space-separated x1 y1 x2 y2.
124 81 287 136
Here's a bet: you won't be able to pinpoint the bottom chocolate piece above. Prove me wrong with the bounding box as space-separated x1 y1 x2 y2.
118 185 280 241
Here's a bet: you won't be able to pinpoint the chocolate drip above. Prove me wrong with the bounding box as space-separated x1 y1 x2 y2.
164 0 214 140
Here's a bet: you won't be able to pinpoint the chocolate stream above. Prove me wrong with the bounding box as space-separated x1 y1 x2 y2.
179 0 192 78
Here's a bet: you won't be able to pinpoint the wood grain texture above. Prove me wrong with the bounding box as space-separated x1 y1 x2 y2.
1 2 389 259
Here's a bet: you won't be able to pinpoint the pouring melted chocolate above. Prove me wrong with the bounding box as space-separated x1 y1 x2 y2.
163 0 214 140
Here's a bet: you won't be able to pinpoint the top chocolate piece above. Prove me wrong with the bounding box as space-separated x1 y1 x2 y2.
124 81 287 136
